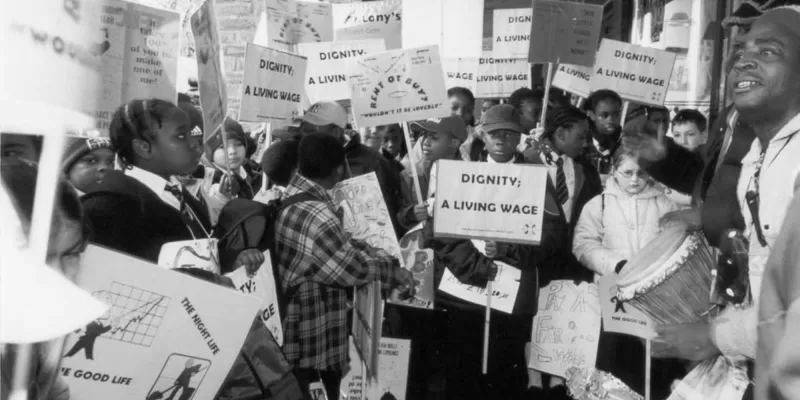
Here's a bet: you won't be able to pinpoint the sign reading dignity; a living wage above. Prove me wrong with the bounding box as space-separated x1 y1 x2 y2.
598 276 655 340
226 253 285 346
297 39 386 103
333 0 402 50
265 0 334 52
191 1 227 141
348 45 450 127
528 0 603 66
552 64 593 98
240 43 307 123
388 223 435 310
442 58 479 94
433 159 548 245
402 0 484 59
476 53 529 98
491 8 530 59
590 39 677 106
62 245 260 400
529 280 602 378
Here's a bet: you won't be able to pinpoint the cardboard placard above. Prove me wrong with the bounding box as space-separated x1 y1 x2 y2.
387 224 435 310
341 336 411 400
441 58 479 94
191 1 227 140
475 52 529 98
158 239 220 274
598 275 656 340
433 160 548 245
590 39 677 106
529 280 601 377
491 8 530 59
402 0 483 59
62 245 260 400
333 0 402 50
297 39 386 103
528 0 603 66
352 282 383 380
347 45 449 127
265 0 334 52
552 64 593 98
226 253 285 346
239 43 307 123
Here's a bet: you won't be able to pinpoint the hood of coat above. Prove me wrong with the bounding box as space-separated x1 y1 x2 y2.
603 175 663 200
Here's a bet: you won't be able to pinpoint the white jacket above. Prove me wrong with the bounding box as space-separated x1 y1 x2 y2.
573 178 680 279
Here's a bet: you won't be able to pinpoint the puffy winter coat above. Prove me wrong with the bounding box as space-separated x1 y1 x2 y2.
572 177 680 279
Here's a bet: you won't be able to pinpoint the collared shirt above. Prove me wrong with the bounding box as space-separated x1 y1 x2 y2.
125 166 183 211
274 174 401 371
486 154 516 164
538 151 576 223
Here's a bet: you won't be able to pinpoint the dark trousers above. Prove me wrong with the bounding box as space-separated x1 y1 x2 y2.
293 368 342 400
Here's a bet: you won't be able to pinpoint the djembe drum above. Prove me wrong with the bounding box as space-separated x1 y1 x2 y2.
616 226 715 325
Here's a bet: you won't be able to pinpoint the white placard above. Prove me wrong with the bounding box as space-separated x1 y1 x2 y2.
402 0 483 59
476 52 529 98
387 224 435 310
433 159 548 245
598 275 656 339
590 39 677 106
347 45 449 127
528 0 603 66
265 0 334 52
529 280 602 377
491 8 530 59
297 39 386 103
442 58 479 93
552 63 593 98
158 239 220 274
341 336 411 400
62 245 260 400
333 0 402 50
240 43 307 123
226 253 285 346
191 1 227 140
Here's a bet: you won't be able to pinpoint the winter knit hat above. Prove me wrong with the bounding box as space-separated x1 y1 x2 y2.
261 139 300 187
223 118 247 146
723 0 800 27
61 137 113 172
178 93 204 137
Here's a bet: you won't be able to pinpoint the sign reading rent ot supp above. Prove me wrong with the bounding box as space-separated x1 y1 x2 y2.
348 45 449 127
492 8 530 59
476 53 529 99
552 64 593 98
333 0 402 50
590 39 677 106
528 0 603 66
298 39 386 103
433 160 548 245
442 58 479 94
240 43 307 123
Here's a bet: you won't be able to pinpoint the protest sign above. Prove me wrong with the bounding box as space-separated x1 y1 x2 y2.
491 8 530 59
333 0 402 50
297 39 386 103
62 245 260 400
528 0 602 66
442 58 479 94
348 45 449 127
353 282 383 380
402 0 483 59
240 43 307 123
226 253 285 346
475 53 529 98
590 39 677 106
529 280 602 377
388 224 435 310
265 0 334 52
158 238 220 274
433 159 548 245
341 336 411 400
552 64 593 98
439 240 522 313
191 1 227 140
598 276 656 340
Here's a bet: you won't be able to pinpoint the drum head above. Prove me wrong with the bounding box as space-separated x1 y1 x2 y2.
616 226 692 300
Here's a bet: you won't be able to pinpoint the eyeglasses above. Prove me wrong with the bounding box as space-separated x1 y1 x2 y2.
616 169 648 179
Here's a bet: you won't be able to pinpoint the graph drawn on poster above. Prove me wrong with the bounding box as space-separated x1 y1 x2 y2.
146 353 211 400
94 282 171 347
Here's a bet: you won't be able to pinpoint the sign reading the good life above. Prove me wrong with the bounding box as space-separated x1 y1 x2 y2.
265 0 334 52
191 0 227 140
475 52 529 98
491 8 530 59
598 276 656 340
297 39 386 103
333 0 402 49
239 43 307 123
348 45 449 127
552 64 593 98
528 0 603 66
442 58 479 94
433 160 548 245
590 39 677 106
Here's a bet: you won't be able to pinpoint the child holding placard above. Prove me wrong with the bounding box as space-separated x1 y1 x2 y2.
208 118 263 201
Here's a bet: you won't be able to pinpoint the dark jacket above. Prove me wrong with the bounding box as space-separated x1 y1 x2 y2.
643 106 755 247
210 162 263 200
381 147 405 175
82 170 213 263
521 141 603 285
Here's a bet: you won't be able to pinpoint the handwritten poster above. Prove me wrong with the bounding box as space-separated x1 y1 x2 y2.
552 64 593 98
528 0 603 66
333 0 402 50
433 160 548 244
598 276 655 339
265 0 334 52
353 282 383 380
158 239 220 274
491 8 530 58
297 39 386 103
402 0 483 59
62 245 260 400
348 45 449 127
191 1 227 140
388 224 435 310
240 43 307 123
438 240 522 314
226 253 285 346
341 336 411 400
529 280 602 378
475 53 529 98
590 39 677 106
442 58 479 94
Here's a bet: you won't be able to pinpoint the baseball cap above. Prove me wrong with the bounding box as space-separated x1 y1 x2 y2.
410 115 467 142
297 101 348 129
481 104 524 134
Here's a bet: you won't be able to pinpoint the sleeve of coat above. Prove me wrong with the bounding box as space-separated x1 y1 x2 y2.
82 194 154 259
643 139 705 195
572 195 626 276
423 224 492 287
375 154 405 237
397 171 422 230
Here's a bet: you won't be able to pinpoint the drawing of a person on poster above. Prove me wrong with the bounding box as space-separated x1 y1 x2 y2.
63 320 113 360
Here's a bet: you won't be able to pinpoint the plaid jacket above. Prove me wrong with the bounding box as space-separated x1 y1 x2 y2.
274 174 402 371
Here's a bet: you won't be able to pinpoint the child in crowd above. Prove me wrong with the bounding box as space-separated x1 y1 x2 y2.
61 137 114 196
623 105 670 139
1 133 42 164
508 87 543 133
583 89 624 175
254 138 300 203
671 109 708 151
479 104 528 163
377 124 406 172
572 147 682 399
407 87 478 166
208 118 263 201
82 99 212 263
